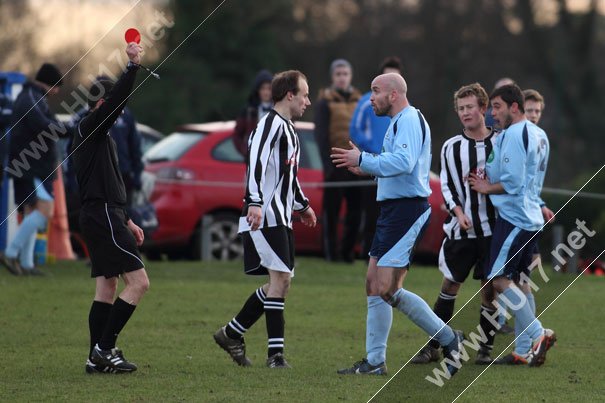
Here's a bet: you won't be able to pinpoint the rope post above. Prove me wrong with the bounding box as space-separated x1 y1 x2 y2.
201 215 213 261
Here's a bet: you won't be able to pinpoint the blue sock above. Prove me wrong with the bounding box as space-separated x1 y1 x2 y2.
19 231 37 270
5 211 47 259
391 288 454 347
527 292 536 315
496 294 507 325
514 292 536 355
366 296 392 366
501 287 542 342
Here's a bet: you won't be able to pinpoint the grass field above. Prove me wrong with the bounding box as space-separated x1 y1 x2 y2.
1 257 604 402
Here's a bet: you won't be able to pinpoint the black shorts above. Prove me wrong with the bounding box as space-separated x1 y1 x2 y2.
13 177 54 210
80 203 144 278
438 237 492 283
241 226 294 276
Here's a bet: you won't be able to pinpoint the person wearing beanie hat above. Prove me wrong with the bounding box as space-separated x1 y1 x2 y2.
35 63 64 89
232 69 274 157
0 62 66 277
314 58 363 263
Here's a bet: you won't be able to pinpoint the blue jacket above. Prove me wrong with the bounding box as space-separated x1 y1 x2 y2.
350 91 391 154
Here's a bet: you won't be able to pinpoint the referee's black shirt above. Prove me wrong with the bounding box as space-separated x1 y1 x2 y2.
72 64 139 209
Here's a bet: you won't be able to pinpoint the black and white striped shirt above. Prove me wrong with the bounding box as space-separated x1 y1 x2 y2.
239 110 310 232
440 130 497 239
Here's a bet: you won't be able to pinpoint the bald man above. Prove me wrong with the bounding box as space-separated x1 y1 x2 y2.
332 73 463 377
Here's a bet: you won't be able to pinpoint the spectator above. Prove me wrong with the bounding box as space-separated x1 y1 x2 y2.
0 90 14 183
232 69 273 157
0 63 65 276
314 58 363 262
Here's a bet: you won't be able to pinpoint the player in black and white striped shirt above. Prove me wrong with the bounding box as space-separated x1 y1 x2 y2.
214 70 316 369
412 83 499 365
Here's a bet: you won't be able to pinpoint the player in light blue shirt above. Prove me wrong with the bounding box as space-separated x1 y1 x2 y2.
486 120 544 231
469 84 556 367
350 57 403 257
358 104 432 200
488 89 554 365
332 73 462 377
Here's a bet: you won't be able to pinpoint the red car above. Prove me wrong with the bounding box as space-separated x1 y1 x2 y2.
142 121 446 261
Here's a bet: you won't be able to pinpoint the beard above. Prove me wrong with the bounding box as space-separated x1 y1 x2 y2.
502 114 513 129
373 103 391 117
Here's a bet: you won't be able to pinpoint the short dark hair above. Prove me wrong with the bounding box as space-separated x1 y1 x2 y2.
523 89 545 109
379 56 402 74
271 70 307 103
87 79 114 109
454 82 489 111
489 84 525 113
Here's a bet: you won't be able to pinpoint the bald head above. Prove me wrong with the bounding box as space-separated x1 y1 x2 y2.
370 73 409 117
373 73 407 95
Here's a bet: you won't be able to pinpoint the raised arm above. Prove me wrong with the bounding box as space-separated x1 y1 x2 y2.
79 43 142 138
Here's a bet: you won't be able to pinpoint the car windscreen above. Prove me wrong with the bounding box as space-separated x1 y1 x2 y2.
144 132 205 163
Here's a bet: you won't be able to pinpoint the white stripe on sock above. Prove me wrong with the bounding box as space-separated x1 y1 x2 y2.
256 287 266 301
228 322 245 335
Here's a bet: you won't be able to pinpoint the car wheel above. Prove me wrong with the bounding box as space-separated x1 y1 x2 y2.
210 213 243 261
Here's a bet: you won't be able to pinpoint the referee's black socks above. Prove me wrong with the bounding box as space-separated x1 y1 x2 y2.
265 298 285 357
225 287 267 340
88 300 112 358
98 298 136 350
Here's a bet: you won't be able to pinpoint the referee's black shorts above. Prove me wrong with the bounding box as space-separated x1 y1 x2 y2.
241 225 295 276
438 236 492 283
80 202 144 278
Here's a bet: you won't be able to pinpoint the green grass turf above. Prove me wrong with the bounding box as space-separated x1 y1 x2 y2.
0 258 603 402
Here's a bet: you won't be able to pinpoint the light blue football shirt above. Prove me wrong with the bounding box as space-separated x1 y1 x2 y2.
359 105 431 200
486 119 544 231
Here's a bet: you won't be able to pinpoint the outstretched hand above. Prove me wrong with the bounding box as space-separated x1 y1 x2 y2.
331 141 361 169
126 42 143 64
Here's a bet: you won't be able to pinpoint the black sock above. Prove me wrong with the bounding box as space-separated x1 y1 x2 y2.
429 291 457 349
264 297 285 358
98 298 136 350
88 301 112 358
225 287 266 340
479 305 497 351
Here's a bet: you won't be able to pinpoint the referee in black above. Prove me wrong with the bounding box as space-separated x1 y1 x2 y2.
72 42 149 374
